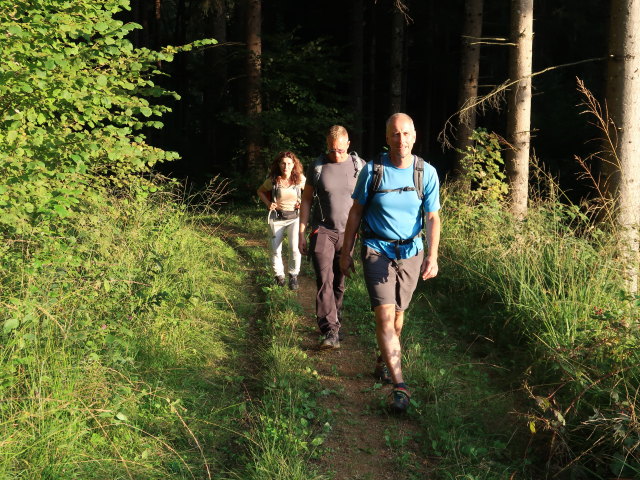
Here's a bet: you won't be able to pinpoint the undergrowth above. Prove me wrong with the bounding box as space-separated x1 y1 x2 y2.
439 183 640 478
342 249 530 479
217 208 329 480
0 192 250 479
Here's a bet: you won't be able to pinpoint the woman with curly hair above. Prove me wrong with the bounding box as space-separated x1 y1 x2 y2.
257 151 306 290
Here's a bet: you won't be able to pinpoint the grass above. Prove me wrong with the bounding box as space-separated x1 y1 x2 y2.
343 263 530 478
210 205 329 480
3 177 639 479
339 178 640 477
430 185 640 477
1 193 270 479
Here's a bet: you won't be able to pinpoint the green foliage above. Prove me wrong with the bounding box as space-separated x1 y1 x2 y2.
0 0 213 233
458 128 509 205
226 31 352 173
439 174 640 476
0 188 251 478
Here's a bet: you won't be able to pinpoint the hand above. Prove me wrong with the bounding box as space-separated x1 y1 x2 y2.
269 202 277 211
340 254 356 277
299 232 308 255
421 257 438 280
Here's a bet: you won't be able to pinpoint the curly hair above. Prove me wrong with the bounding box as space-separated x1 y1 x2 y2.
269 151 304 186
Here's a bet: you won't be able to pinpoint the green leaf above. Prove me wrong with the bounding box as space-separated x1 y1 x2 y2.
115 412 128 422
3 318 19 333
7 25 24 37
6 130 18 143
95 22 109 32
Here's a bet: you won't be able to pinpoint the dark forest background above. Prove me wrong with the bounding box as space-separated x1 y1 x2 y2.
123 0 608 200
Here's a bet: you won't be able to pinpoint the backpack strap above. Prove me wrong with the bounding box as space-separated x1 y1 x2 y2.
413 155 426 233
350 152 365 178
362 154 427 243
413 156 424 200
271 176 277 203
368 154 384 200
311 155 326 222
311 155 324 190
295 184 302 211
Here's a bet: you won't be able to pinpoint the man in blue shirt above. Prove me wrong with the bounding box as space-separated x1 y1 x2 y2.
340 113 441 413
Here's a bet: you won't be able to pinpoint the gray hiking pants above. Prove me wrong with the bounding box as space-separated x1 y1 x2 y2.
309 226 350 335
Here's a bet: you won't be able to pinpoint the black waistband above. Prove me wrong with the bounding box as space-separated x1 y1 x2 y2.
361 230 417 244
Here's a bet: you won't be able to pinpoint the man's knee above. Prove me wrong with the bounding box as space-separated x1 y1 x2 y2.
375 305 397 329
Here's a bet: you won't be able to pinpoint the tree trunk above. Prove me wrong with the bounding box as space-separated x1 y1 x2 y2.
172 0 188 156
505 0 533 219
389 5 404 114
366 3 377 157
203 0 228 159
604 0 640 293
454 0 484 180
245 0 262 172
350 0 364 153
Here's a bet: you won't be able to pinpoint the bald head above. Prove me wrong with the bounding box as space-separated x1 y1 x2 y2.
386 113 415 135
386 113 416 163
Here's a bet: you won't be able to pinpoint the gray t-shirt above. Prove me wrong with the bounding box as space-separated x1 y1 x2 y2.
307 155 361 232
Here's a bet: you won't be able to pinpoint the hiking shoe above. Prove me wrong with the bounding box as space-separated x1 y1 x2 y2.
319 331 340 350
373 359 392 384
288 274 299 290
388 387 411 414
274 275 286 287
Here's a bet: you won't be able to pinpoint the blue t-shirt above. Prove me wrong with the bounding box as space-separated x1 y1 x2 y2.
352 153 440 259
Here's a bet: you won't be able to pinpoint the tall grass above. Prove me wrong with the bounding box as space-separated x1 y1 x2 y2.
439 180 640 477
219 208 328 480
341 239 528 478
0 188 253 478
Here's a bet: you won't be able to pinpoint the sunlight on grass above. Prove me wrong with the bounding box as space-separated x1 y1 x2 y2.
0 190 254 478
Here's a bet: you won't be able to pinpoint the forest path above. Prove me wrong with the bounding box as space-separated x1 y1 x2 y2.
295 273 430 479
221 210 525 478
217 216 429 478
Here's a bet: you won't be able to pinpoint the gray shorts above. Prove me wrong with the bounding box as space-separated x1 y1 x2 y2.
361 246 424 311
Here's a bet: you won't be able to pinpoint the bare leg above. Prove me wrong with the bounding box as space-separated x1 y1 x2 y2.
375 304 404 385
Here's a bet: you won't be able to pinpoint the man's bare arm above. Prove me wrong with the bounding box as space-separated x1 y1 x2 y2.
339 200 363 277
421 211 441 280
298 185 314 255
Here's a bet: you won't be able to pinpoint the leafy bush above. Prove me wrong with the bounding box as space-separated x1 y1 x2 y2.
0 0 212 234
457 128 509 205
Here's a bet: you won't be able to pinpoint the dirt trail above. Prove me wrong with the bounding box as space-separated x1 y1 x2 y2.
295 274 428 480
220 218 430 478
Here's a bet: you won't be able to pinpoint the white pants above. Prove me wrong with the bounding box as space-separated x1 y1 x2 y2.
269 215 301 277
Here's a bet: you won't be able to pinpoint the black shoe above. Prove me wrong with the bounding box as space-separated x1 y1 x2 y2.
319 331 340 350
388 387 411 414
275 275 285 287
289 274 299 290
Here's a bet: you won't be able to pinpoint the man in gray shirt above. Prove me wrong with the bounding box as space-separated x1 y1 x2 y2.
299 125 364 349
